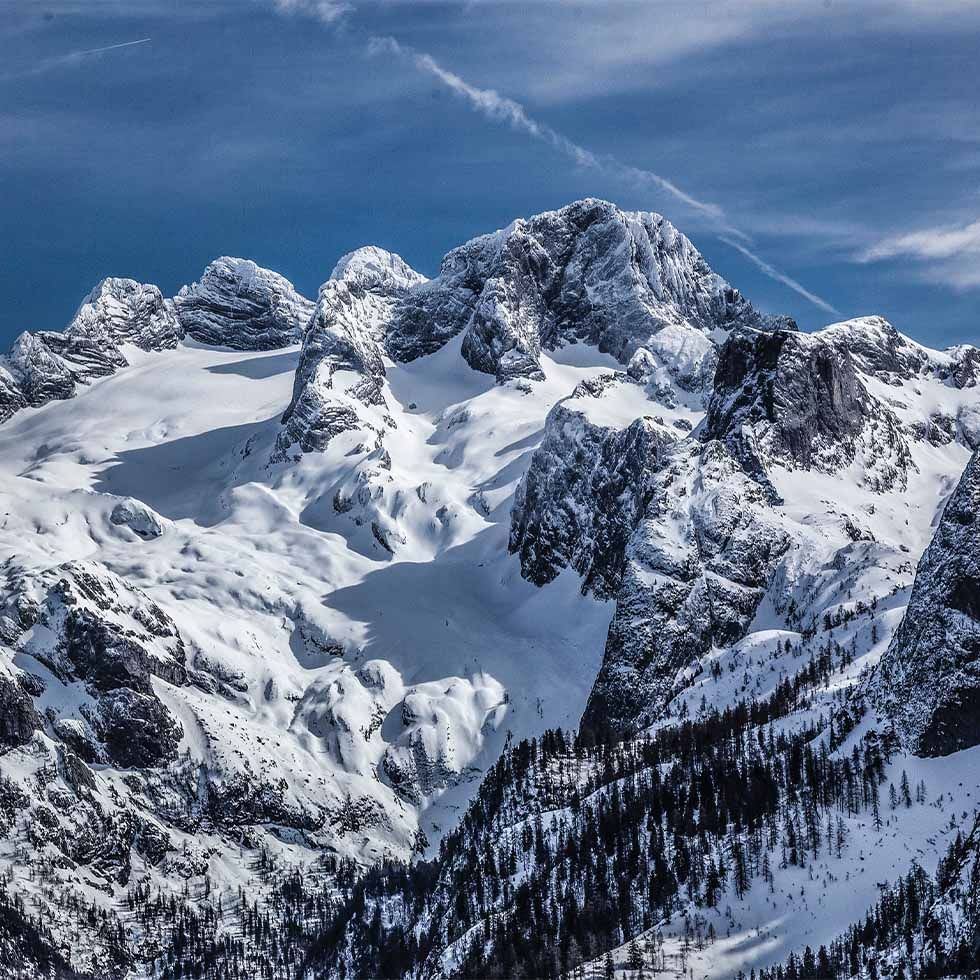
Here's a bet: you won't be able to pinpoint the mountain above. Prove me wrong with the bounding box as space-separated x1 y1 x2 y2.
873 447 980 756
0 199 979 979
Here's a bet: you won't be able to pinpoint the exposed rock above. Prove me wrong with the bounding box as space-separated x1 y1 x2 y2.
175 256 313 350
510 396 674 598
819 316 930 382
97 689 182 769
874 450 980 756
706 325 913 493
581 441 791 737
2 561 186 768
0 671 42 750
7 331 77 406
0 367 25 424
109 498 166 539
0 277 183 423
46 564 187 691
951 345 980 388
275 247 419 458
67 277 183 353
388 199 779 384
328 245 426 319
203 772 323 832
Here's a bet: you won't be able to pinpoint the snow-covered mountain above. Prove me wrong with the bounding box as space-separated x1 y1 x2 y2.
1 199 979 979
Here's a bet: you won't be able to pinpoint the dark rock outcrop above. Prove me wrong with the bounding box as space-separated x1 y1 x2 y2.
581 441 792 738
0 672 42 750
874 450 980 756
952 345 980 389
706 325 912 492
2 561 186 768
175 256 313 350
98 689 183 769
510 386 674 598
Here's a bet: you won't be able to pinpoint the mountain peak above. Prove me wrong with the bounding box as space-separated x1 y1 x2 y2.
175 256 314 350
330 246 426 293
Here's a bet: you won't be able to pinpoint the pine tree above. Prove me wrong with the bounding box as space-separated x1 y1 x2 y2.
627 937 643 972
900 770 912 808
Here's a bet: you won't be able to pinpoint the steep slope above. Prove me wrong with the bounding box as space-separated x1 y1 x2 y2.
873 448 980 756
706 325 912 494
276 246 424 458
175 256 314 350
509 374 679 598
580 316 979 738
385 198 787 384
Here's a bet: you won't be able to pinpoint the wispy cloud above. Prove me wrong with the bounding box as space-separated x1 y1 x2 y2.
271 0 351 24
860 219 980 262
368 35 727 227
857 219 980 292
368 35 839 316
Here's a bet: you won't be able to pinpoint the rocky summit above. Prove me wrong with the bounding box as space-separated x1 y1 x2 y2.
2 200 980 980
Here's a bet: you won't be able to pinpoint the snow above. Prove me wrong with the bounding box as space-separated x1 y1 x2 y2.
0 334 640 885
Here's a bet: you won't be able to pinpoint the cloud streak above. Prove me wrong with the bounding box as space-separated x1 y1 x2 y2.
368 35 839 316
272 0 351 24
860 219 980 262
858 219 980 293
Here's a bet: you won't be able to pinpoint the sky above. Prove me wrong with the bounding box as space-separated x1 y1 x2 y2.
2 0 980 349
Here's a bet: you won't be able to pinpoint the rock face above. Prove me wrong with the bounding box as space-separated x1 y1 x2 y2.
387 198 777 383
0 277 182 422
706 325 913 494
952 345 980 389
510 380 675 598
175 257 313 350
109 498 167 539
279 200 790 462
0 670 42 750
874 450 980 756
580 440 791 737
69 277 184 353
276 247 421 457
819 315 931 382
2 562 186 767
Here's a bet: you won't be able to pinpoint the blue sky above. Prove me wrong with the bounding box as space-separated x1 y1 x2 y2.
2 0 979 348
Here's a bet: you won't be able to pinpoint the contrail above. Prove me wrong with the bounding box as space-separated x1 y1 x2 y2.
67 38 152 59
369 35 839 317
719 237 840 316
1 37 152 81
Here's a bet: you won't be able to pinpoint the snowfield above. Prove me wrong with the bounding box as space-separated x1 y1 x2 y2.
0 336 621 864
